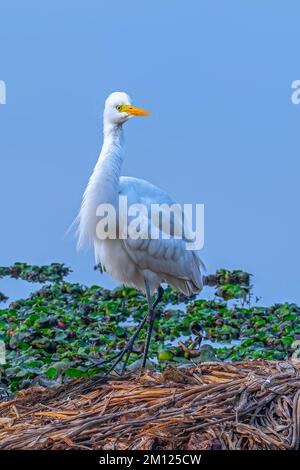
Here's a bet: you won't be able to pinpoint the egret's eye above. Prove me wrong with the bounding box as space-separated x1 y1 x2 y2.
116 105 123 112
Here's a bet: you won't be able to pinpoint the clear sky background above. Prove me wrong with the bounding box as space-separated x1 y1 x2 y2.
0 1 299 305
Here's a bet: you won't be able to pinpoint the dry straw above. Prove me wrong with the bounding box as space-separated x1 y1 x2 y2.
0 360 299 450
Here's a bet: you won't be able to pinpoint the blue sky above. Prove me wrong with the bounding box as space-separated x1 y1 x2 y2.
0 1 300 304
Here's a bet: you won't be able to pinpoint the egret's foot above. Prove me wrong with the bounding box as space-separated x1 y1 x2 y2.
90 345 141 376
105 340 142 376
91 313 148 375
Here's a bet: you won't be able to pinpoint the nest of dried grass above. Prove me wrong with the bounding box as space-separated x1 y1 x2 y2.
0 360 299 450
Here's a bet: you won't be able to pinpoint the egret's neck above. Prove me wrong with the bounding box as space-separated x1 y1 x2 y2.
96 123 123 204
77 123 123 247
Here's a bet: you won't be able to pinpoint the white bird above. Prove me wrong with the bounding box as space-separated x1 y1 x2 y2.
77 91 204 372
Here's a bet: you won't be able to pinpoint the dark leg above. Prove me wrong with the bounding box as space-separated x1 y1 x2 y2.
152 285 164 310
92 312 148 375
141 281 163 368
121 284 164 373
95 284 164 375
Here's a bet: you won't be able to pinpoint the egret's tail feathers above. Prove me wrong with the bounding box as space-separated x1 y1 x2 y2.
164 274 203 297
193 251 206 273
163 250 204 296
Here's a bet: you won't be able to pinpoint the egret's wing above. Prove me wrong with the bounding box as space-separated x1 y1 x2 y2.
119 177 203 294
119 176 195 240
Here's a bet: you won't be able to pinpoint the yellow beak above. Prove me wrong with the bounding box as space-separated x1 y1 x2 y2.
121 104 150 116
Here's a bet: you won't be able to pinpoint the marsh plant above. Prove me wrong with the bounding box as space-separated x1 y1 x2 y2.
0 263 298 394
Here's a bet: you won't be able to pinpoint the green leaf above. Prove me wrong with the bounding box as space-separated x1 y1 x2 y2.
65 367 84 378
46 367 58 380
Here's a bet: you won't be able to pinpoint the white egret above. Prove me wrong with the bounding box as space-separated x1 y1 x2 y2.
77 92 204 372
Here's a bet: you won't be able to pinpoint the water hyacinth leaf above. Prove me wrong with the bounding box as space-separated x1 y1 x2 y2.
46 367 58 380
65 368 85 378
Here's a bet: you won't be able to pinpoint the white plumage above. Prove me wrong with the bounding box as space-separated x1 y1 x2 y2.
78 91 203 295
77 91 204 370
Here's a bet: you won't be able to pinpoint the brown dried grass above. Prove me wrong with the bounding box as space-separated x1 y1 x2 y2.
0 360 299 450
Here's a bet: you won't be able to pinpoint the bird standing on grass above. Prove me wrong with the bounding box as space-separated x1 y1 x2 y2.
77 92 204 372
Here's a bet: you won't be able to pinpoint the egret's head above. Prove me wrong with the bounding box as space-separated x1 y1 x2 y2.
103 91 150 128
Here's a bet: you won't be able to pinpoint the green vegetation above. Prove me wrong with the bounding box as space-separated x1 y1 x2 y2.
0 262 71 283
0 263 298 394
